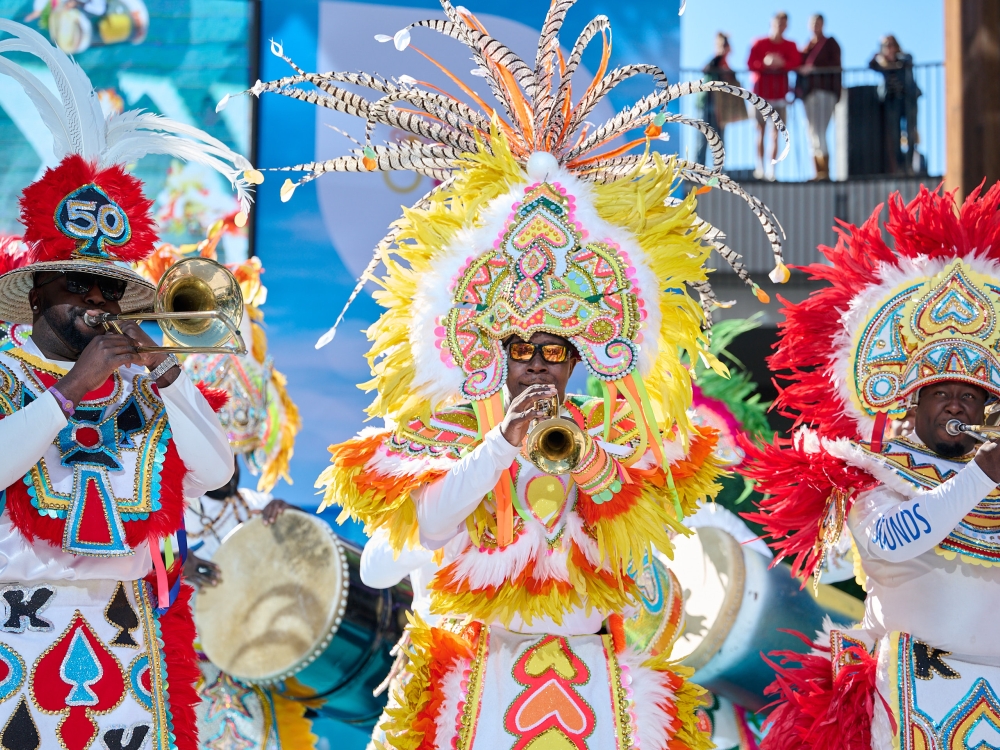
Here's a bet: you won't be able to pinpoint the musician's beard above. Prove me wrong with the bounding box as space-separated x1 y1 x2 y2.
933 441 971 459
43 306 98 356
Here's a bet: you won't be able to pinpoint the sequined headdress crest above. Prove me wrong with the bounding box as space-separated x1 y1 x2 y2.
234 0 790 442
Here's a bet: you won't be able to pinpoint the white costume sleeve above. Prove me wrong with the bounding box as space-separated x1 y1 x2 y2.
360 528 435 589
0 393 67 490
849 460 997 562
415 426 521 549
159 371 234 497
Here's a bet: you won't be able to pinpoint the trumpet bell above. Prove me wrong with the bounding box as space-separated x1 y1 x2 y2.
526 417 587 475
155 258 244 348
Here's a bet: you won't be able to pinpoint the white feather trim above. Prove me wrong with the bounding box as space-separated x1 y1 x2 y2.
619 648 677 750
446 520 560 590
408 165 666 405
823 437 920 498
367 438 460 478
434 657 469 750
831 253 1000 437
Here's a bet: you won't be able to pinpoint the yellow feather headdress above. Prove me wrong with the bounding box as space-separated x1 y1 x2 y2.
231 0 788 444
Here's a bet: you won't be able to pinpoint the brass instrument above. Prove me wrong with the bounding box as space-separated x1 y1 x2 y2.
525 397 587 475
84 257 247 355
945 419 1000 443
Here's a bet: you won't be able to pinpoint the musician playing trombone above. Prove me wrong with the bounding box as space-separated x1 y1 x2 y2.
744 187 1000 750
0 21 255 749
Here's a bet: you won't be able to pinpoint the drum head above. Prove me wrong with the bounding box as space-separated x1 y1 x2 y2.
194 512 348 684
669 526 745 670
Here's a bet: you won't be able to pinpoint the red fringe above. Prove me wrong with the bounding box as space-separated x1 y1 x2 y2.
739 434 876 581
761 634 877 750
19 155 157 263
154 576 200 750
0 236 29 275
194 382 229 413
575 478 642 525
4 438 188 551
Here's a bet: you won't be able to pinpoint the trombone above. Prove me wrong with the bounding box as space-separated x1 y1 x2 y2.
945 419 1000 443
525 397 587 475
84 257 247 355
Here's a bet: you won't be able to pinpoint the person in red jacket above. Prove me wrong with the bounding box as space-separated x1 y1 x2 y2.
748 12 801 179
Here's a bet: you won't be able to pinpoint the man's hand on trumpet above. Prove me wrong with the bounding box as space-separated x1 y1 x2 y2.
501 383 558 447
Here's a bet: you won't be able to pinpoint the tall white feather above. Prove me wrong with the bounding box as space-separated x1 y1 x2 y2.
0 19 105 160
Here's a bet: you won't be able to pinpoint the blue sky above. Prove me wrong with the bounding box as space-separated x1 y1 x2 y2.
680 0 944 71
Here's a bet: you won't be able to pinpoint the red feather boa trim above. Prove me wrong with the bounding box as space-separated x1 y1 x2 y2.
4 437 188 550
148 569 199 750
761 633 877 750
194 382 229 413
0 236 29 275
738 434 876 581
414 627 476 750
19 155 157 264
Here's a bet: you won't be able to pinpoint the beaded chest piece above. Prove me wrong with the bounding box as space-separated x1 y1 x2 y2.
0 348 177 557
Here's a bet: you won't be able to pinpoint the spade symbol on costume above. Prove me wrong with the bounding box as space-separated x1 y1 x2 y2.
0 697 40 750
101 723 149 750
105 584 139 648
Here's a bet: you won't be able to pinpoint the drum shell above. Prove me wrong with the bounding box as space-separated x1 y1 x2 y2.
293 539 412 726
672 527 863 711
193 514 411 729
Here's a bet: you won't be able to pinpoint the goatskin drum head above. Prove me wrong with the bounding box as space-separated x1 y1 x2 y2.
194 512 348 684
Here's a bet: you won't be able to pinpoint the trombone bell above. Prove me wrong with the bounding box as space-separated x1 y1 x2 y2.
525 397 587 475
84 257 246 355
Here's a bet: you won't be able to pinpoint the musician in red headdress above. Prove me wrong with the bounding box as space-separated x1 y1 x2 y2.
0 20 257 750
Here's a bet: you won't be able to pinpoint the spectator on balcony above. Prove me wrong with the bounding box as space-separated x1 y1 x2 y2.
870 35 921 175
748 11 801 180
796 14 841 180
696 32 744 168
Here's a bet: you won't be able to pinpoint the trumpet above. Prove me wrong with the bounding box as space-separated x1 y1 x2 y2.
84 258 247 355
945 419 1000 443
525 397 587 475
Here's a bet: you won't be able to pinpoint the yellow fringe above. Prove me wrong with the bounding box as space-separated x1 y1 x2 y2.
314 432 424 552
430 551 636 628
257 366 301 493
268 678 319 750
641 654 714 750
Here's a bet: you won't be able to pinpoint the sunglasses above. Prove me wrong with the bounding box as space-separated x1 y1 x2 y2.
507 341 572 363
35 271 128 302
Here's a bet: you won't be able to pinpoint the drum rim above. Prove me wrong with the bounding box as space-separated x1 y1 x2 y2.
676 527 747 671
195 513 351 686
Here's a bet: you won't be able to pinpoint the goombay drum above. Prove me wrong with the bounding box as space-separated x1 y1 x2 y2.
626 526 864 710
194 512 412 727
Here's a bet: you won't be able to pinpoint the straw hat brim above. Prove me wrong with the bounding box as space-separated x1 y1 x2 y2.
0 261 155 324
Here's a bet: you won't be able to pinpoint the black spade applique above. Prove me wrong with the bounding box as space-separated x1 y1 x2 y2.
1 697 39 750
101 724 150 750
105 583 140 648
914 640 961 680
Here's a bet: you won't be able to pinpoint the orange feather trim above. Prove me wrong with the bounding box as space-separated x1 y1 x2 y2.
315 431 449 552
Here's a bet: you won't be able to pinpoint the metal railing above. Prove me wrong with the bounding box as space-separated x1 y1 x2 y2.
675 63 944 183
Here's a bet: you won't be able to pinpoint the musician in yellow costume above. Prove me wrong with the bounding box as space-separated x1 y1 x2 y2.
239 1 790 746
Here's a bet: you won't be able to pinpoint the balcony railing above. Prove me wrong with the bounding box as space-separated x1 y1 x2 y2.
675 63 944 183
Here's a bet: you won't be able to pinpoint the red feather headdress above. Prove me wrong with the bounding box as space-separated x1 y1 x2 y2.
744 183 1000 580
